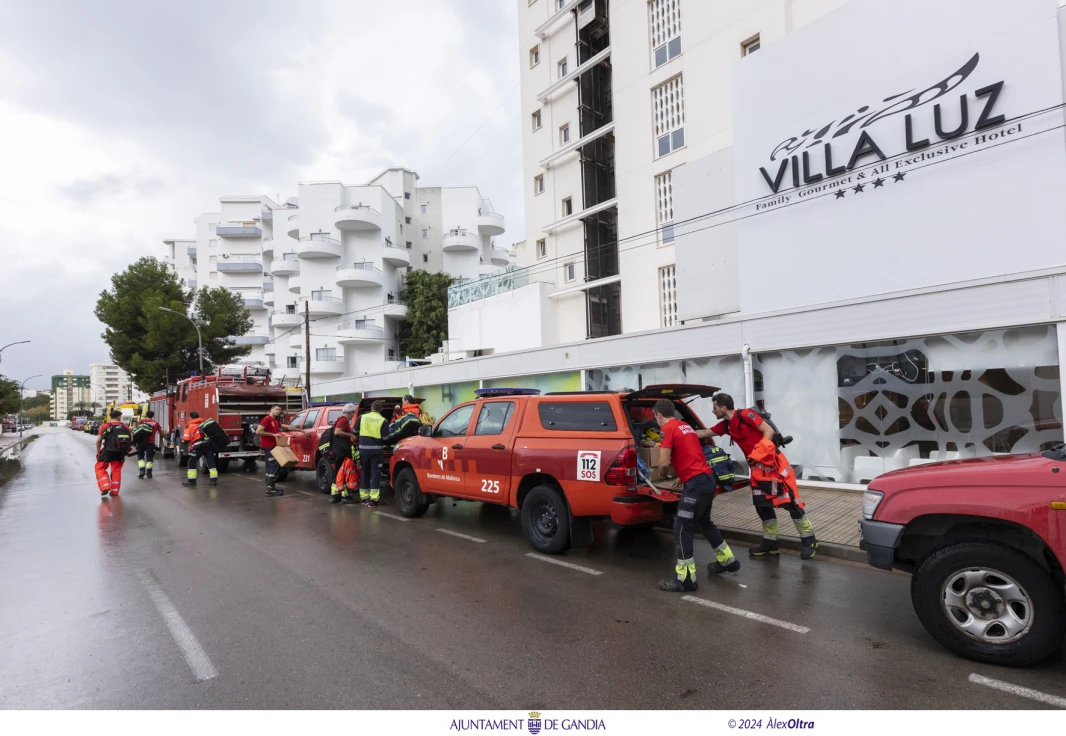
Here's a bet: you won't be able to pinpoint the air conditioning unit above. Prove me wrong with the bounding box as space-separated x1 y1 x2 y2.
222 253 230 258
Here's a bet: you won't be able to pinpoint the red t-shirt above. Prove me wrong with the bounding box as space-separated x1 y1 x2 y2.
659 418 711 484
711 409 766 457
259 415 281 449
334 415 352 434
138 419 162 442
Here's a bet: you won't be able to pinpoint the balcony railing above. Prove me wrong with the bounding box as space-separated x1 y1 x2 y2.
447 266 542 309
299 234 341 247
282 252 299 261
337 262 381 274
300 294 343 304
334 204 380 215
338 320 384 334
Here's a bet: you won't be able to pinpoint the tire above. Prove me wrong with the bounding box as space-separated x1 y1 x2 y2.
521 485 572 555
242 460 257 472
178 452 188 468
197 455 210 477
215 459 231 474
911 541 1066 667
275 468 289 483
394 468 429 518
316 456 334 493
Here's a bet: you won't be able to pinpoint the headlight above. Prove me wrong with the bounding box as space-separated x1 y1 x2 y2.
862 490 884 520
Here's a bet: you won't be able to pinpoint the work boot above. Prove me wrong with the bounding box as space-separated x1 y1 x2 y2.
801 537 819 560
343 495 358 505
331 494 343 504
707 558 741 575
182 479 196 487
100 489 109 497
367 499 380 508
748 538 781 557
138 469 145 479
109 490 119 497
266 488 284 497
659 577 698 593
209 478 218 487
146 469 153 479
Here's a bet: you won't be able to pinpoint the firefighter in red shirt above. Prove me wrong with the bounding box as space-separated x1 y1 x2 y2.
95 410 132 498
700 393 818 560
255 404 304 497
330 403 359 504
133 410 162 480
653 399 740 593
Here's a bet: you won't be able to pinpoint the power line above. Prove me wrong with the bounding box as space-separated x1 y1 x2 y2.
423 82 520 182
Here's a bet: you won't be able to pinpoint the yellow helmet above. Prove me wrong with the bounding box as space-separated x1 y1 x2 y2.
644 427 663 443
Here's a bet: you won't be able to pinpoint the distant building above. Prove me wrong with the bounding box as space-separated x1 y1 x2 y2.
89 362 146 405
50 371 92 418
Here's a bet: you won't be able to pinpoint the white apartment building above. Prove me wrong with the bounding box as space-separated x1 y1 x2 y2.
89 362 146 405
167 168 510 385
450 0 848 352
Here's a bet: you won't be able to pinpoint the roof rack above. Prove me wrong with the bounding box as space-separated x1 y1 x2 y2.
474 388 542 398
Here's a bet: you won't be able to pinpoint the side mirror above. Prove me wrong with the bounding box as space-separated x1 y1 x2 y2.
418 425 433 437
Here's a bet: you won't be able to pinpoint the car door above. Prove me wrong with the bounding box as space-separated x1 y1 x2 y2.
460 401 519 502
296 409 321 465
421 403 476 495
283 410 309 465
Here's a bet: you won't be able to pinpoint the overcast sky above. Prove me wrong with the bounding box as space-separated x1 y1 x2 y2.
0 0 523 391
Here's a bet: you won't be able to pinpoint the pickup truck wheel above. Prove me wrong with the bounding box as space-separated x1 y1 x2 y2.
177 452 188 468
215 459 230 474
522 485 571 555
394 468 429 518
911 541 1066 667
316 457 333 493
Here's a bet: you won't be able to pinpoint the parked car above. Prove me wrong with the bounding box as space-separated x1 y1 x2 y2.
388 385 721 554
860 447 1066 666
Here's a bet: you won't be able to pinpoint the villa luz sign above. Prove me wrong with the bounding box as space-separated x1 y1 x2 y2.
757 53 1010 196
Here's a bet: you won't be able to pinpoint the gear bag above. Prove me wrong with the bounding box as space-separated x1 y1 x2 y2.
703 444 735 491
199 418 231 452
102 423 133 456
736 408 793 448
318 426 335 461
131 422 154 445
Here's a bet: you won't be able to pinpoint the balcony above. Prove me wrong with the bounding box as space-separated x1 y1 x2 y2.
235 289 266 309
264 342 276 356
382 242 411 267
335 262 383 288
216 225 262 239
479 264 503 277
448 266 542 309
263 279 274 292
264 289 275 307
477 209 505 236
298 294 345 317
381 299 408 321
298 356 346 375
272 309 302 327
536 46 612 102
187 245 197 257
262 238 275 259
270 252 300 276
442 228 480 252
259 210 273 222
337 319 386 344
334 204 382 231
287 275 303 295
297 234 342 259
217 255 263 273
228 335 269 346
490 246 513 265
288 331 305 349
286 213 300 239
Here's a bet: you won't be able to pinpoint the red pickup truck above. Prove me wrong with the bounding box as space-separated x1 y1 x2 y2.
282 397 405 491
860 447 1066 666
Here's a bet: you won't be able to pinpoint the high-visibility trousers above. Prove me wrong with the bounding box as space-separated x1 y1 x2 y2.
95 459 123 495
331 456 360 497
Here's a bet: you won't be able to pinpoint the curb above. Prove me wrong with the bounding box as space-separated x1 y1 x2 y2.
653 524 867 564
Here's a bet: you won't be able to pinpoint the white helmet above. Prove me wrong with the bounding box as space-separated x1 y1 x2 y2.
343 403 357 414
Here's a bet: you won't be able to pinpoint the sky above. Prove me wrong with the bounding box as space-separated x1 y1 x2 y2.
0 0 524 391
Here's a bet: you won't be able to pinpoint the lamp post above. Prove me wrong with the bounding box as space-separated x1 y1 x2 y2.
19 374 41 437
0 341 30 368
159 307 203 376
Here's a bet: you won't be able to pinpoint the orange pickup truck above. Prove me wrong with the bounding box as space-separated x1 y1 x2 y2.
388 385 730 553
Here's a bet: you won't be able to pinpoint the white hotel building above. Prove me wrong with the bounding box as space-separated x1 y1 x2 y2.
167 168 510 384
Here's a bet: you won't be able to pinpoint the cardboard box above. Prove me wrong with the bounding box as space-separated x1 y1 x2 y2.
270 443 299 469
638 446 676 483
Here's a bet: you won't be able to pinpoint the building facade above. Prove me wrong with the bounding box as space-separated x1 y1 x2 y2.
89 362 146 405
50 371 91 419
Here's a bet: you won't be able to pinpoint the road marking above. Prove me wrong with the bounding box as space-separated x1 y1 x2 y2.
525 552 603 576
375 511 410 522
136 569 218 682
681 595 810 634
437 528 487 544
968 673 1066 708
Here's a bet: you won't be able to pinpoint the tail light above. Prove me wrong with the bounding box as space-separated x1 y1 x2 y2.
605 445 637 486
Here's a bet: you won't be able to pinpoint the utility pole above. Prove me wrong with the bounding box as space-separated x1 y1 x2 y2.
304 300 311 398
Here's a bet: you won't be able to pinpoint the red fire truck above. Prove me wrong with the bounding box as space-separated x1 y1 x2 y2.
148 366 304 472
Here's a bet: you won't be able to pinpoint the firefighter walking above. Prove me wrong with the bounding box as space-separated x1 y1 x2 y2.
357 400 388 507
181 411 218 487
95 410 132 498
329 403 359 504
133 410 162 480
652 399 740 593
255 405 304 497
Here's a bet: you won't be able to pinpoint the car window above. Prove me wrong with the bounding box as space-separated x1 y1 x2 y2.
435 405 476 438
475 402 516 436
302 409 321 429
538 401 618 431
327 409 343 425
291 411 307 429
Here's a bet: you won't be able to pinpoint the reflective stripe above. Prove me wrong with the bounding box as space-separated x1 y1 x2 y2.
762 521 779 540
675 557 696 582
714 542 736 564
793 514 815 538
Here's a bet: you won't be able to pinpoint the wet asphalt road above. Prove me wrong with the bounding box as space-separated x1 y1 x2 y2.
1 428 1065 710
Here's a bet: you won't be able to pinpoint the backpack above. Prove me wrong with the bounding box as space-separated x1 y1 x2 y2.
318 426 335 461
131 422 154 445
703 444 735 491
103 423 133 456
199 418 231 452
735 408 793 448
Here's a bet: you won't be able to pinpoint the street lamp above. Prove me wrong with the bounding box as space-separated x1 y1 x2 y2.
19 374 41 437
0 341 30 368
159 307 203 376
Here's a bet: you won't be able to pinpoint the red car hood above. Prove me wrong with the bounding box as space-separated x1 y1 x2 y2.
869 452 1054 492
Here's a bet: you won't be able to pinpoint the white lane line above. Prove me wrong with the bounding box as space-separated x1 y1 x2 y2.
437 528 488 544
968 673 1066 709
375 511 410 522
526 552 603 576
681 595 810 634
136 569 219 682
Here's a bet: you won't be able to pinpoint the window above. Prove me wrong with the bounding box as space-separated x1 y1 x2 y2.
655 170 675 245
327 409 343 425
302 409 321 428
537 239 547 258
652 76 686 157
404 192 411 200
422 228 429 239
534 174 545 195
537 402 618 431
474 402 517 436
423 253 429 263
435 404 476 437
406 241 412 249
311 289 333 299
532 109 542 131
660 265 678 327
209 272 218 280
561 197 573 217
209 223 216 233
421 204 428 214
315 348 337 361
564 262 576 282
209 255 218 264
558 57 569 78
290 410 307 427
742 35 761 56
530 45 541 67
557 0 566 9
388 348 396 360
579 0 593 13
650 0 682 68
559 124 570 144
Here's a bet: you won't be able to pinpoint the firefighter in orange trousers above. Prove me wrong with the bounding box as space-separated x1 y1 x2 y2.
95 409 132 498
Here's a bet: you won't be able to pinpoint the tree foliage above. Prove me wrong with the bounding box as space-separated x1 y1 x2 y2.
0 376 19 415
399 270 454 360
23 394 50 410
95 257 255 393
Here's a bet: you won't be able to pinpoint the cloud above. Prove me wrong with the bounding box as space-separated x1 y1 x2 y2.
56 172 168 204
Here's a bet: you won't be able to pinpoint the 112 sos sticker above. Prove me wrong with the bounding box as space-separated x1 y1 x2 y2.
577 451 601 482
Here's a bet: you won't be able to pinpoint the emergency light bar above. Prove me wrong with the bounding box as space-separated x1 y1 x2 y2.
473 388 542 398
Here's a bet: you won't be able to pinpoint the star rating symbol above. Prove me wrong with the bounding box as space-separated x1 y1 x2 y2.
835 190 846 199
853 183 866 193
893 172 906 182
873 178 885 188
